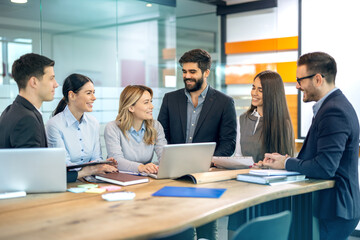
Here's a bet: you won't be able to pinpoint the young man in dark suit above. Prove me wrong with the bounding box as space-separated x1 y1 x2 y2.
262 52 360 240
158 49 237 240
0 53 58 148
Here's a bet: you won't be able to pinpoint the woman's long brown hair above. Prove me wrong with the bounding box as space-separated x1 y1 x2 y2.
247 70 295 156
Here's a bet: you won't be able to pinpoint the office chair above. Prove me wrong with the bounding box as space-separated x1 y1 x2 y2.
231 210 292 240
149 226 194 240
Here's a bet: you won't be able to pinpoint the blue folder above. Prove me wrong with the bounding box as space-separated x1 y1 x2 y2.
152 186 226 198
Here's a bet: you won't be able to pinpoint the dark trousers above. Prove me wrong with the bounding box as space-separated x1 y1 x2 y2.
319 217 359 240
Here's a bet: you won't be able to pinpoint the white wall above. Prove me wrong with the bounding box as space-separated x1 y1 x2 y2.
300 0 360 138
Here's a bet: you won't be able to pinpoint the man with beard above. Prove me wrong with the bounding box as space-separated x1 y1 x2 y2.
158 49 236 240
261 52 360 240
158 48 236 157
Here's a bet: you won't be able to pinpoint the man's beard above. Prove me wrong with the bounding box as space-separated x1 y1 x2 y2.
184 76 204 92
301 83 319 102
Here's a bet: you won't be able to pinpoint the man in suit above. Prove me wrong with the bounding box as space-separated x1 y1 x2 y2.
158 49 237 240
262 52 360 240
0 53 58 148
158 48 237 157
0 53 83 180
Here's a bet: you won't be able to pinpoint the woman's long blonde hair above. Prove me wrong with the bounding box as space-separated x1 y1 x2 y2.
115 85 157 145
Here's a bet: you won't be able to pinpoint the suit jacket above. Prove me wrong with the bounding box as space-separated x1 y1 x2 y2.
0 95 78 182
0 95 47 148
286 89 360 220
158 86 237 156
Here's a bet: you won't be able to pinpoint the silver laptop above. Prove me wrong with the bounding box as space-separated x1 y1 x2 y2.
150 142 216 179
0 148 67 193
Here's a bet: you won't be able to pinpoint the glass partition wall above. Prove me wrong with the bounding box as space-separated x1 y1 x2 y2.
0 0 219 158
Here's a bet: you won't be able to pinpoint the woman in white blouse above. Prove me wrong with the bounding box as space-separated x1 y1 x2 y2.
104 85 167 174
46 74 117 182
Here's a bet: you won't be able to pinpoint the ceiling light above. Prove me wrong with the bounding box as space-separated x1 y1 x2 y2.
11 0 28 3
146 3 152 7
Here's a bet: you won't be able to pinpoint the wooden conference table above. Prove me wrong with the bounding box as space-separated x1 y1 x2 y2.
0 170 334 240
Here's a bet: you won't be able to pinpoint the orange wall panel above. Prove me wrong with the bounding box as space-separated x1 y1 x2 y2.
277 62 297 83
286 94 298 140
225 61 297 84
225 36 298 54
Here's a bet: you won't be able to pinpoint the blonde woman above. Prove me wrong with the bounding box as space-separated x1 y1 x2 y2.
104 85 167 174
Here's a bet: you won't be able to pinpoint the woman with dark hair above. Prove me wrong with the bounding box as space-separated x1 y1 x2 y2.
228 70 295 237
46 73 117 182
104 85 167 174
234 70 295 162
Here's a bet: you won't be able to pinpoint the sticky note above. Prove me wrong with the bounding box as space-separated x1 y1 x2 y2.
67 188 87 193
99 185 122 191
85 188 106 193
77 184 98 188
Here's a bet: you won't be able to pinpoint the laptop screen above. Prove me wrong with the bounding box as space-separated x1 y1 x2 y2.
0 148 67 193
155 142 216 179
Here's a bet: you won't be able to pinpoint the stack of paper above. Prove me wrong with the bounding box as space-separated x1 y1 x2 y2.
237 170 307 185
212 156 254 169
249 169 301 176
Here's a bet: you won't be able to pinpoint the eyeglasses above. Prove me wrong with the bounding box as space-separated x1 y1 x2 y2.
296 73 324 85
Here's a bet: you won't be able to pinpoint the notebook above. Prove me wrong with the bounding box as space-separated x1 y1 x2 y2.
237 173 306 185
249 169 301 176
149 142 216 179
95 172 149 186
152 186 226 198
0 148 67 193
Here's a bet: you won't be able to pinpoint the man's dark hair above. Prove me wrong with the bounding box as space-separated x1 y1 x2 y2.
179 49 211 73
297 52 337 84
12 53 55 90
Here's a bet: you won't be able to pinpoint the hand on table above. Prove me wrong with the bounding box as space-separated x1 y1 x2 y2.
138 163 158 174
261 153 287 169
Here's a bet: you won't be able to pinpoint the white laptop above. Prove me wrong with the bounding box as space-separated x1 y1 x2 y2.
149 142 216 179
0 148 67 193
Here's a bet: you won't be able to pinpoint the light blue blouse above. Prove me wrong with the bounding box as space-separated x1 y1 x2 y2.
129 122 146 143
45 106 103 166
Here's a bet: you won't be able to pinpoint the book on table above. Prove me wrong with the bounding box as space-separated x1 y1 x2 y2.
237 171 307 185
95 172 149 186
152 186 227 198
118 169 250 184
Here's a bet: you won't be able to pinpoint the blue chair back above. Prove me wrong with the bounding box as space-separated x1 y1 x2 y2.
232 210 292 240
